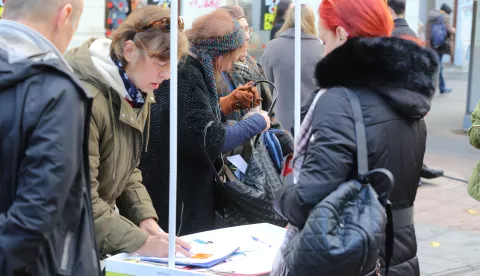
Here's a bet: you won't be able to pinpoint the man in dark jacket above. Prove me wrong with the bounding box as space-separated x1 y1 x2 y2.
388 0 417 38
427 3 456 94
0 1 101 275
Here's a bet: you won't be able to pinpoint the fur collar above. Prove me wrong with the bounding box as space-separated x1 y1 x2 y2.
315 37 439 97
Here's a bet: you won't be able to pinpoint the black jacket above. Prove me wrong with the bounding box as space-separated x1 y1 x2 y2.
275 37 438 276
392 18 417 38
0 51 100 274
140 55 226 235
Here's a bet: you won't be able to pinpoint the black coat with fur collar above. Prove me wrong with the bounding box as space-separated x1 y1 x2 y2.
274 37 438 276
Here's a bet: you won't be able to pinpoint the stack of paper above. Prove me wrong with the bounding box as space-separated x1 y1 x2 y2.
139 242 240 268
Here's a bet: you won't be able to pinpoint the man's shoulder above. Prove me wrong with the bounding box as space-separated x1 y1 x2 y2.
33 60 91 100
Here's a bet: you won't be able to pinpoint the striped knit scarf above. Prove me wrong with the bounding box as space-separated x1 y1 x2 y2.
190 20 245 121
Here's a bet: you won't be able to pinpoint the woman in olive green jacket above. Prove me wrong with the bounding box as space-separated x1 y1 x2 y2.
65 6 191 258
468 100 480 201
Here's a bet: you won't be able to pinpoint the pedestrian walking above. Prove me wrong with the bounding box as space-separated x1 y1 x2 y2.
65 6 192 259
272 0 438 275
0 0 101 275
141 9 270 236
261 4 323 131
426 3 456 94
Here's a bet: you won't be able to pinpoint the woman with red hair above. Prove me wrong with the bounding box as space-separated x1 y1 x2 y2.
273 0 438 275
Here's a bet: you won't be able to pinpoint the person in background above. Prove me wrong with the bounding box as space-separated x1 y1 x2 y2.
261 4 323 131
65 6 192 259
426 3 456 94
273 0 438 274
0 0 101 275
270 1 292 40
219 4 294 156
388 0 416 38
141 9 270 236
468 100 480 202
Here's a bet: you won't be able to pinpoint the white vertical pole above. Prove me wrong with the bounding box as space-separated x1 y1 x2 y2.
294 1 301 140
168 0 179 269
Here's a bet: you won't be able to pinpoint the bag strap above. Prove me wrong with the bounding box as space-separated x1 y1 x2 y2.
202 121 224 184
344 89 394 276
343 89 368 175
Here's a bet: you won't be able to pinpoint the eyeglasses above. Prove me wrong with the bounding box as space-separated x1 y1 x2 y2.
244 27 254 36
137 17 185 33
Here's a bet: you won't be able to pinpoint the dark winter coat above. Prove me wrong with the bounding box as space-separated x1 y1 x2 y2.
274 37 438 276
393 18 417 38
140 55 226 235
0 21 100 275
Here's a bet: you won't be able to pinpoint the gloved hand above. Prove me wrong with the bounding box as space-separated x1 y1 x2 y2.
235 82 262 108
219 91 240 116
219 82 262 116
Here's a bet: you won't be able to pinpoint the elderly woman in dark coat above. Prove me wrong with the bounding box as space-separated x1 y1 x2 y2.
140 9 270 235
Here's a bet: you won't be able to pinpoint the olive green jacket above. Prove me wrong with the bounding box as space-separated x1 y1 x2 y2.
65 38 157 257
468 100 480 202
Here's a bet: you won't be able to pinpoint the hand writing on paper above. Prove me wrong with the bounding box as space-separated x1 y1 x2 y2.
140 218 162 236
136 232 193 258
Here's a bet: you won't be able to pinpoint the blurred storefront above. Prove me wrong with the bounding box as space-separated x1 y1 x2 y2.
73 0 306 59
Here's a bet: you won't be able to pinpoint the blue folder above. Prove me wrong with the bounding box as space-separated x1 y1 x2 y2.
140 246 240 268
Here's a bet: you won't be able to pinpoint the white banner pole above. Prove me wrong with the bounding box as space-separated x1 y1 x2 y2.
294 0 302 141
168 0 179 269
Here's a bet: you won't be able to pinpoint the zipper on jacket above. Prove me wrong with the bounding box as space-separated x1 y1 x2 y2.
60 231 73 271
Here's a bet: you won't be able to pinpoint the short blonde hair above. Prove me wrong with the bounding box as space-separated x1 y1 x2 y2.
110 6 188 66
276 5 318 38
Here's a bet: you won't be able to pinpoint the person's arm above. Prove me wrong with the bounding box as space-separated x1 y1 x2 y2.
274 89 356 227
116 166 159 233
444 14 456 35
222 113 267 152
88 100 148 256
0 76 86 271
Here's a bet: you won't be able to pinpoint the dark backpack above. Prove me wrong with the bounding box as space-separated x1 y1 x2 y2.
283 88 395 276
431 15 448 49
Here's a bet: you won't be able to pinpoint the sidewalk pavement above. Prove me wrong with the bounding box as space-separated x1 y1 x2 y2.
416 70 480 276
415 172 480 276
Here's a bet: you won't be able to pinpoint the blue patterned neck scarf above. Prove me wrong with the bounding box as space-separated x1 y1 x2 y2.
115 60 146 108
190 20 245 121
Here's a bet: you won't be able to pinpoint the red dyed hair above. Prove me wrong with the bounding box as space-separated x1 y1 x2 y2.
319 0 394 38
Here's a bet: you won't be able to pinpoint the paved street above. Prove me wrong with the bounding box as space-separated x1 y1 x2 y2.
416 66 480 275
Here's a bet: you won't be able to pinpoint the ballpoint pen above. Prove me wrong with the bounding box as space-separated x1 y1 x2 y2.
251 236 271 248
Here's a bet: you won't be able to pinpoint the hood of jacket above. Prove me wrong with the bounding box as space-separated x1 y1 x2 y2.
0 20 74 91
315 36 438 120
277 28 320 41
428 10 444 22
65 38 128 99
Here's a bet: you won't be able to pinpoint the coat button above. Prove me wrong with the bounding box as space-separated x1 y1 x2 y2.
121 114 126 119
150 97 154 101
